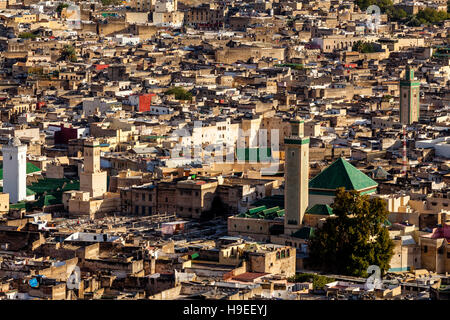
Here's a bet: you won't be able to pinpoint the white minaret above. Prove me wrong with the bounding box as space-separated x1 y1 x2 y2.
2 137 27 203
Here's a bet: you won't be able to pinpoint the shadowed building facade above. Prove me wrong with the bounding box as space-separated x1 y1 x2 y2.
399 66 420 125
284 120 309 235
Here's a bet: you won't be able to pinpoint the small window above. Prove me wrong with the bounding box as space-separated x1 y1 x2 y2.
423 246 428 253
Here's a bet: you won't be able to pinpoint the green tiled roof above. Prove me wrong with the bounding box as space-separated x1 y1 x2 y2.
236 148 271 162
248 206 266 215
252 195 285 209
372 166 389 179
10 201 26 210
28 178 79 194
284 137 310 145
306 204 333 216
292 226 315 239
4 178 79 212
35 194 59 208
262 206 280 215
237 205 285 220
0 187 35 196
309 158 378 192
0 162 42 180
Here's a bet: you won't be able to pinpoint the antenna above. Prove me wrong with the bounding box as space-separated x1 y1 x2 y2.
401 125 407 177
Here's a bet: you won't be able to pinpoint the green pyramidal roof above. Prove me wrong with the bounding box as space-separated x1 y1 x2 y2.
309 158 378 192
306 204 334 216
291 226 315 239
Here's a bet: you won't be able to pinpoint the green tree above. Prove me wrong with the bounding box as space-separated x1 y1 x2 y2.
356 0 393 12
415 8 449 24
382 94 392 102
101 0 123 5
386 7 407 21
56 3 69 15
308 188 395 277
352 40 377 53
165 87 193 101
356 0 412 21
288 273 335 290
19 32 37 39
60 44 77 62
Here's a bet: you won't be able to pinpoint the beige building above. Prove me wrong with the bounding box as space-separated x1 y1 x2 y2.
215 45 285 64
129 0 155 12
0 193 9 215
313 35 379 53
80 139 107 198
67 191 121 218
419 232 450 274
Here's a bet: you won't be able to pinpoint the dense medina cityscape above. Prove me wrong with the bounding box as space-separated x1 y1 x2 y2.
0 0 447 302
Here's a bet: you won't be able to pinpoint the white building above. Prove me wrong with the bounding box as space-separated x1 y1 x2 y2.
82 98 122 116
2 137 27 203
114 34 141 46
416 136 450 159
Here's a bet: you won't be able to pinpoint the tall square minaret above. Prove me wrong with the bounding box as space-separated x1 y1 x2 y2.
400 66 420 125
284 119 309 235
80 139 107 198
2 137 27 203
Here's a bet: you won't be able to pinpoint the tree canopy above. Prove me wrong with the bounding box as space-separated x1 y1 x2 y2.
352 41 378 53
165 87 193 101
356 0 450 25
356 0 405 21
19 32 37 39
308 188 395 277
60 45 77 62
56 3 69 15
288 273 335 290
101 0 123 6
413 8 450 25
